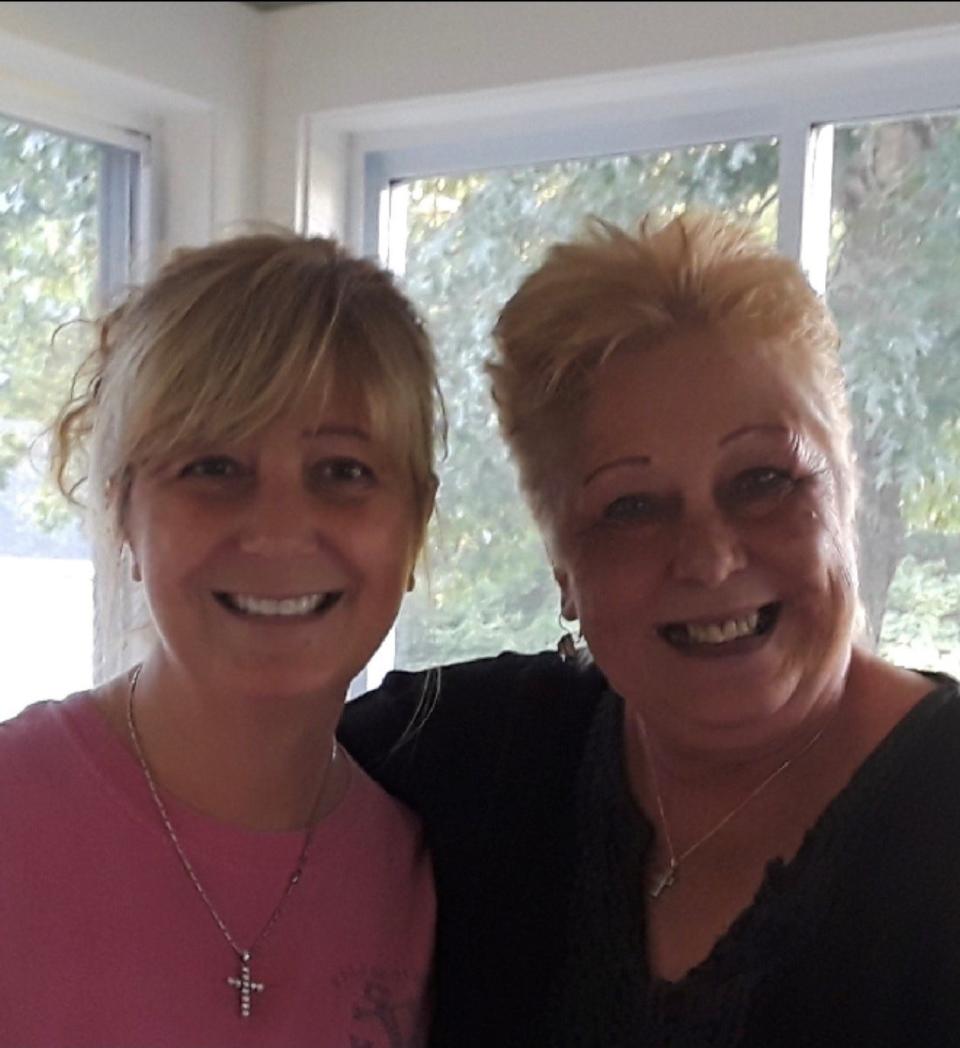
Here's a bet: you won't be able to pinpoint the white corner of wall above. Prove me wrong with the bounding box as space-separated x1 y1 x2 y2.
297 115 351 240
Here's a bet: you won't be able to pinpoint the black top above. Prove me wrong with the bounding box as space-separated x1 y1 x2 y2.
338 653 960 1047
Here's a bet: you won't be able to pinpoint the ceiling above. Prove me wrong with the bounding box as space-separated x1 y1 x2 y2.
242 2 328 10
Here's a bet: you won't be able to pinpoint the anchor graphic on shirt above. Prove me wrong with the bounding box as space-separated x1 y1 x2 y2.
350 979 420 1048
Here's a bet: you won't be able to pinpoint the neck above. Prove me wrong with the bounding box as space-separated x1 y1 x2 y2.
625 654 854 809
116 653 345 831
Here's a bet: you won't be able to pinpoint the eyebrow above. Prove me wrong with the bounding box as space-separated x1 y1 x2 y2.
582 423 791 486
302 425 371 441
719 423 790 446
583 454 651 487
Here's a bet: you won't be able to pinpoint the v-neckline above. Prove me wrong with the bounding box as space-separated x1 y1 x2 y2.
583 677 955 994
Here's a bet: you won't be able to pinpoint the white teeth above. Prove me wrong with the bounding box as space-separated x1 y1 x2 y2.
686 611 761 645
229 593 327 616
699 624 727 644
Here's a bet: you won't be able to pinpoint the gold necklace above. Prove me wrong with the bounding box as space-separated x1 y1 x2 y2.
634 710 832 899
127 664 339 1017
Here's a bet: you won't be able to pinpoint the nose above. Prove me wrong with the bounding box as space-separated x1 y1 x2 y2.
670 509 747 587
237 478 320 558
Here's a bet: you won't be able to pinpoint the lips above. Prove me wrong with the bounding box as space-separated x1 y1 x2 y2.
658 602 781 649
214 591 343 618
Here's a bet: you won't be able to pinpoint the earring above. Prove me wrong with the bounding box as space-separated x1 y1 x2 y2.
556 612 582 663
557 632 578 662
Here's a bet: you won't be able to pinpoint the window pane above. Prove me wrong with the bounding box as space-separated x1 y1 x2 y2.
389 139 779 669
0 118 137 718
826 114 960 676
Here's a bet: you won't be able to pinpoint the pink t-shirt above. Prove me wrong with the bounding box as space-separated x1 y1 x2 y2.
0 693 434 1048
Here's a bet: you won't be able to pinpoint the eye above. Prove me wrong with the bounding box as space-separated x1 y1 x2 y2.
311 457 376 488
727 467 796 509
602 493 663 524
178 456 244 480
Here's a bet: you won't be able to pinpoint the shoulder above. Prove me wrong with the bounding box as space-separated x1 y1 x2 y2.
900 673 960 782
0 695 98 817
331 760 432 873
1 697 71 763
848 674 960 887
338 650 607 808
892 672 960 753
340 650 604 751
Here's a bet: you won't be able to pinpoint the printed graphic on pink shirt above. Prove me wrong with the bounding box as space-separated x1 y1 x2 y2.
337 966 429 1047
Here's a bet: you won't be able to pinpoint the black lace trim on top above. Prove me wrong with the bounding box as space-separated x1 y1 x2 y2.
553 676 958 1048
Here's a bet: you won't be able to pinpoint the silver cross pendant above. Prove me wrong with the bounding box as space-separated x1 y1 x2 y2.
649 860 678 899
227 951 265 1018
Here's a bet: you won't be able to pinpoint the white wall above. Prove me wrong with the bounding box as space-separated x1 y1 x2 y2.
0 1 264 251
262 0 960 233
1 2 960 255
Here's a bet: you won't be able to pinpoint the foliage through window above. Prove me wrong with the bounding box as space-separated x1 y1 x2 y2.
826 114 960 675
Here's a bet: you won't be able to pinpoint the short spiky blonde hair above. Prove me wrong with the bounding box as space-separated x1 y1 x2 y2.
489 212 854 544
53 232 442 556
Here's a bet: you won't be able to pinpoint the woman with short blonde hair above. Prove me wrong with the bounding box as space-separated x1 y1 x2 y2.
344 211 960 1048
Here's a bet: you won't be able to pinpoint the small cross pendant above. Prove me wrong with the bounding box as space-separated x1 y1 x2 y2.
649 861 678 899
227 952 265 1018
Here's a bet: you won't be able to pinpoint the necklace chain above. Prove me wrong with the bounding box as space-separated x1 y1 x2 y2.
634 710 831 899
126 664 338 1015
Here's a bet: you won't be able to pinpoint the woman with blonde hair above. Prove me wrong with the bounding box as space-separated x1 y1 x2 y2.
342 212 960 1047
0 232 438 1046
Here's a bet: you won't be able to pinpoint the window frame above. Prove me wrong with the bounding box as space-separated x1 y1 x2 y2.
299 25 960 267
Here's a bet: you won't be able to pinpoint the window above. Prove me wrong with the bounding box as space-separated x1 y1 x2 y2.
821 114 960 675
320 40 960 682
0 115 142 719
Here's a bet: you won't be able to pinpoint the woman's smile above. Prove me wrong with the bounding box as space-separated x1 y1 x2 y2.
657 601 782 655
213 590 343 618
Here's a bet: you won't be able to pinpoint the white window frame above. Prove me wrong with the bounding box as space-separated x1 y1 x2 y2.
300 26 960 687
300 25 960 264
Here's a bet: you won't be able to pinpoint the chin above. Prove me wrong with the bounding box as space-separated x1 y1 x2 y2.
222 661 352 702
